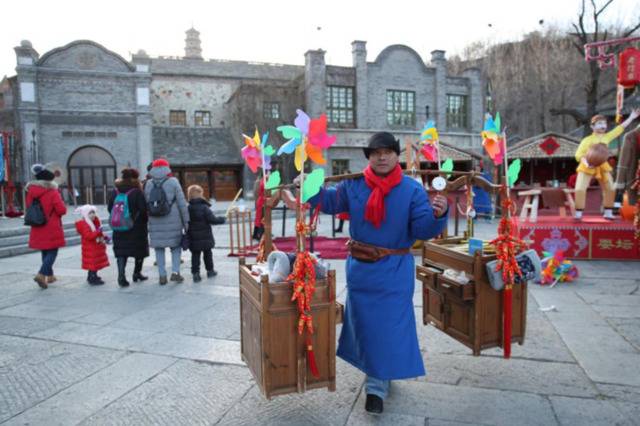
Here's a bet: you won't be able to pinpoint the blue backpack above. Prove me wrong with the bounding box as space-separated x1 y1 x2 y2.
109 189 135 231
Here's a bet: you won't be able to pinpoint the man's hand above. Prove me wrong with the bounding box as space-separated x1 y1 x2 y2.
631 108 640 120
432 194 448 218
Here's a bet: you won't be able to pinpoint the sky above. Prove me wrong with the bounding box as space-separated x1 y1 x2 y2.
1 0 638 77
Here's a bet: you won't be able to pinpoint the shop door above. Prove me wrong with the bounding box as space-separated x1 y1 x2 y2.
183 170 211 199
68 146 116 205
213 169 240 200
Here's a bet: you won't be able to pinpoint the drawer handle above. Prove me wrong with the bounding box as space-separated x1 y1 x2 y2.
418 273 427 278
440 282 451 289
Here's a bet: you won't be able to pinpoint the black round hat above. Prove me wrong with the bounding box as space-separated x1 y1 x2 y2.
363 132 400 158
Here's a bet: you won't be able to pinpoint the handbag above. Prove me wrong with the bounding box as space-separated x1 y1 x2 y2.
180 232 190 251
485 249 541 291
24 196 47 227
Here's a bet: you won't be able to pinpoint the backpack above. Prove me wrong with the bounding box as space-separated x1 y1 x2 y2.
109 189 135 231
24 196 47 227
147 178 174 217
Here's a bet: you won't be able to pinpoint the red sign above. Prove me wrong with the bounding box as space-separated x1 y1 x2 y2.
618 47 640 88
591 229 639 259
539 137 560 156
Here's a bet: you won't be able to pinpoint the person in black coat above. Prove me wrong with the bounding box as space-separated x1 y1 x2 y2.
187 185 225 282
107 168 149 286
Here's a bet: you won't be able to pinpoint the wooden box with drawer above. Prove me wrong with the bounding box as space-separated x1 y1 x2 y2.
418 239 527 355
239 258 344 399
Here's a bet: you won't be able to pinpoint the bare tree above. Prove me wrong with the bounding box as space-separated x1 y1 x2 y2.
551 0 640 135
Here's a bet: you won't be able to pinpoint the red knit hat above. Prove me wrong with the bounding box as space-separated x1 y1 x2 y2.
152 158 170 168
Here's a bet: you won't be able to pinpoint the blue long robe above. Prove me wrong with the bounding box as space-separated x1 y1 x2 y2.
312 176 447 380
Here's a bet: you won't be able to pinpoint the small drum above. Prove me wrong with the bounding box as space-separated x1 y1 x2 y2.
585 143 609 168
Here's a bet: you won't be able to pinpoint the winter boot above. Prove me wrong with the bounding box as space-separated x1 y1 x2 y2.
207 270 218 278
117 257 130 287
170 273 184 283
132 258 148 282
193 272 202 283
34 273 48 289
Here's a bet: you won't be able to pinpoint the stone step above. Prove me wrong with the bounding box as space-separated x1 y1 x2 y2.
0 219 110 258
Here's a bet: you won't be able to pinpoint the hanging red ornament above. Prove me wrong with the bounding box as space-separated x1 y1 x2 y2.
490 186 528 358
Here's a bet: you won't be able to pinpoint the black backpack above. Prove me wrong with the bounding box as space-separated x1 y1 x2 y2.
147 178 174 217
24 197 46 226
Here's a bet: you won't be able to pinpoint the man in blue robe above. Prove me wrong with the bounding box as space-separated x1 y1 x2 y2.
310 132 448 414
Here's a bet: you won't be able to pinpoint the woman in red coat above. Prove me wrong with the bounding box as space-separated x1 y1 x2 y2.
26 164 67 289
75 204 110 285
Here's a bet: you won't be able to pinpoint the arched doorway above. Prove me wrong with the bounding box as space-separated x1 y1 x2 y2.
68 146 116 205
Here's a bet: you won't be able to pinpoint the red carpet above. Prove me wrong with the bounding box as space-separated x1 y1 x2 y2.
518 215 638 260
228 237 350 259
271 236 350 259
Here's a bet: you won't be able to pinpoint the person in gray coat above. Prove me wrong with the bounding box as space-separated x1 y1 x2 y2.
144 159 189 285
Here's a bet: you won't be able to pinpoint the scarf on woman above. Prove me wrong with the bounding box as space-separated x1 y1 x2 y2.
363 164 403 228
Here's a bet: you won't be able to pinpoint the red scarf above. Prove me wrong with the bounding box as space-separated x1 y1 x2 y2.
363 164 403 228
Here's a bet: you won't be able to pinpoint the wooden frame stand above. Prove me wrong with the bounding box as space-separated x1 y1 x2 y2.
238 188 343 399
418 238 527 355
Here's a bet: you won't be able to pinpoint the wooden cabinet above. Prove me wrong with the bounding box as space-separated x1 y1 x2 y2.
239 258 343 399
418 240 527 356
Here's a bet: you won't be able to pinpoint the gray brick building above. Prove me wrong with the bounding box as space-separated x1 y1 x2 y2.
2 30 484 203
10 40 152 203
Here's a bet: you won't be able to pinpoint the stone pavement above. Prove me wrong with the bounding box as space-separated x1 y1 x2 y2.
0 215 639 425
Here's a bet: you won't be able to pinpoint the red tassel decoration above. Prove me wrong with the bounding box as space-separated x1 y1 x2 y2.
490 185 527 359
503 284 513 358
287 221 320 377
306 337 320 378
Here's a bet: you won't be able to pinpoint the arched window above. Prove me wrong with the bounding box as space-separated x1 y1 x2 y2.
68 146 116 204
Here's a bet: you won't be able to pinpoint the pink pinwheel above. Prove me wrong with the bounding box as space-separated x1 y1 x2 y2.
241 129 274 173
277 109 337 171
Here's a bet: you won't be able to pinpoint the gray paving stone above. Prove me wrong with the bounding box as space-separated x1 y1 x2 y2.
3 353 175 426
0 315 60 337
591 304 640 319
81 360 252 425
346 407 426 425
29 321 158 351
218 359 364 426
108 292 217 332
381 381 557 426
427 419 492 426
578 293 640 307
0 272 46 297
0 302 93 322
0 335 125 423
550 395 632 426
419 354 596 398
597 383 640 405
607 318 640 350
166 296 240 339
614 402 640 426
134 332 242 365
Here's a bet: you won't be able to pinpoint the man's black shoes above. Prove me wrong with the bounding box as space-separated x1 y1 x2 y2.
365 394 383 414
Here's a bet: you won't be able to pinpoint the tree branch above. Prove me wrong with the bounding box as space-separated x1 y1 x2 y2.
595 0 614 18
550 108 587 124
622 20 640 38
598 86 617 100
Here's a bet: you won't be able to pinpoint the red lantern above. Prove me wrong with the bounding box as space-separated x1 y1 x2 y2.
618 47 640 88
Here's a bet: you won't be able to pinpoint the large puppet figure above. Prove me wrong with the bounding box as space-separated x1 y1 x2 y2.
615 123 640 206
310 132 448 414
574 109 639 220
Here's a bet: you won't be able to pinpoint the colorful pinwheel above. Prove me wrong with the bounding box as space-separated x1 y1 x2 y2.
277 109 337 172
241 128 275 173
419 121 440 163
481 113 505 166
